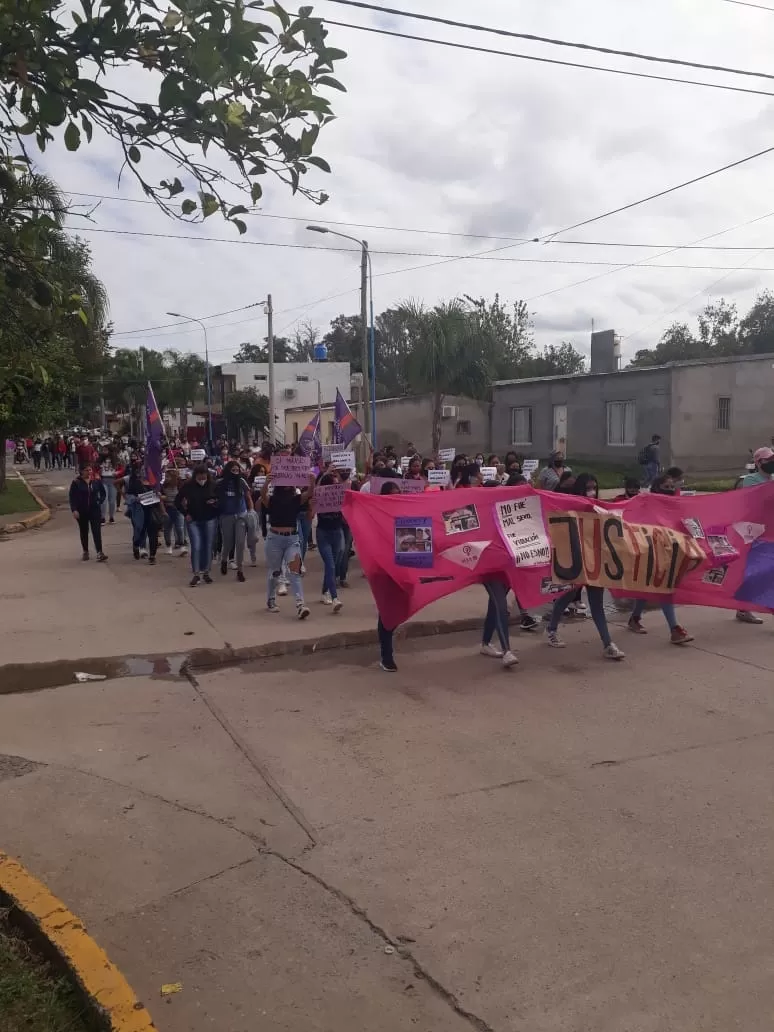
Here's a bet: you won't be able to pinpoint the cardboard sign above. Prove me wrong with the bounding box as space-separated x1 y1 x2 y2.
480 467 498 482
138 491 159 507
329 450 355 469
438 448 456 464
252 475 266 489
315 482 348 513
521 459 539 478
272 453 311 487
494 496 550 567
400 456 411 471
427 468 451 487
190 448 206 461
548 510 705 593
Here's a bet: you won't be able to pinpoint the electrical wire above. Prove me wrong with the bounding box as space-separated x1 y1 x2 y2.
113 300 266 337
323 19 774 100
723 0 774 10
324 0 774 82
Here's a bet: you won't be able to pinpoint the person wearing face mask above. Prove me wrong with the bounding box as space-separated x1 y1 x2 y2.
69 465 108 562
404 457 424 481
613 477 641 502
546 474 625 660
537 454 565 491
121 453 149 558
733 446 774 624
97 445 118 524
260 474 313 619
176 465 219 586
455 463 483 488
216 461 254 582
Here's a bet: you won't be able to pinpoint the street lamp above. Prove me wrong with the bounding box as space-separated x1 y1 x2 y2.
166 311 213 445
306 225 376 446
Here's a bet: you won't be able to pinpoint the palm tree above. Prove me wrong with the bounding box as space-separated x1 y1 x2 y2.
399 299 492 455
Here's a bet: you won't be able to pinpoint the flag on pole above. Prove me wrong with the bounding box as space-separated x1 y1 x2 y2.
334 389 362 447
296 411 322 463
145 382 163 488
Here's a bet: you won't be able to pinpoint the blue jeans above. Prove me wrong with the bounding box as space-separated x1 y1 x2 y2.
482 580 511 652
265 531 304 603
317 525 344 600
378 618 394 665
188 519 216 575
101 479 117 520
337 524 353 583
126 496 147 550
164 505 186 548
644 461 659 486
549 586 611 647
297 511 312 562
632 597 678 630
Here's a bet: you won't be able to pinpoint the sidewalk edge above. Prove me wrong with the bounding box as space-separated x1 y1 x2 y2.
0 851 156 1031
0 472 51 535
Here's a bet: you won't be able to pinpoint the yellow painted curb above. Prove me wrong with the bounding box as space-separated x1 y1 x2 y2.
0 472 51 535
0 851 156 1031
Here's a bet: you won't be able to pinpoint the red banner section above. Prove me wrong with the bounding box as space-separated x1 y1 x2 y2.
343 483 774 630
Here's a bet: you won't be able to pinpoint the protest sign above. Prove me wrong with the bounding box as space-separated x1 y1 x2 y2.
272 453 311 487
321 444 338 460
495 495 550 567
521 459 539 478
400 456 411 471
329 450 356 469
252 475 266 489
480 467 498 482
190 448 205 461
400 478 425 494
438 448 456 464
427 468 451 487
138 491 159 506
315 482 348 513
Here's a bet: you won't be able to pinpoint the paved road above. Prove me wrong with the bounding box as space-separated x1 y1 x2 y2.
2 606 774 1031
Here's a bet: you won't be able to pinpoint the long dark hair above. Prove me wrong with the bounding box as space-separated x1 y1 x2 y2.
571 473 598 498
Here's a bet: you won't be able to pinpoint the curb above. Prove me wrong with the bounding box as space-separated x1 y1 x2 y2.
0 472 51 535
0 851 156 1031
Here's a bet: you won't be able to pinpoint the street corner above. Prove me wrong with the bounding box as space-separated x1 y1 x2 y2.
0 850 156 1031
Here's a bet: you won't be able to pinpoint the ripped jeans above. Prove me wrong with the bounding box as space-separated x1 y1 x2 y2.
265 531 304 603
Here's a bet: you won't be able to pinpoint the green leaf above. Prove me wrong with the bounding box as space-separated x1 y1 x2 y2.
78 309 89 326
128 145 141 163
199 193 219 218
316 75 346 92
228 205 248 217
64 121 81 151
233 218 247 235
162 9 180 27
181 199 197 215
251 182 263 202
80 112 93 142
322 47 348 62
225 101 246 127
37 90 67 126
168 177 184 196
305 154 331 173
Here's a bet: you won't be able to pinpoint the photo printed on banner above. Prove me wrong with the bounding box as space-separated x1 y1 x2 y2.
702 566 728 586
442 504 480 536
706 534 739 560
682 517 705 540
394 517 434 568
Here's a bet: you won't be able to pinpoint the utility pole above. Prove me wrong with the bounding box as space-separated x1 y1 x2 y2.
266 294 275 445
139 348 146 444
360 242 371 437
99 374 106 432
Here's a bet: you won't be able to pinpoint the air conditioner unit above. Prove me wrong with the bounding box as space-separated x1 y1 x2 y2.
441 405 458 419
282 388 297 401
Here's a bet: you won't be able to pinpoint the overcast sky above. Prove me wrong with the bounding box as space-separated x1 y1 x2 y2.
45 0 774 367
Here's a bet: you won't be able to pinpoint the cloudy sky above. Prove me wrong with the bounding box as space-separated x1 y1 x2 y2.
43 0 774 367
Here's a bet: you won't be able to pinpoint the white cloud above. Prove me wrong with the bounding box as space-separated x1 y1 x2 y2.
39 0 774 364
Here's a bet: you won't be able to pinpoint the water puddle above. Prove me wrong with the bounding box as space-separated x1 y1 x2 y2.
0 653 188 695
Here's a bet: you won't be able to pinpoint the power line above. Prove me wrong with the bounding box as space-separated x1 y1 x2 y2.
323 19 774 100
113 300 266 337
325 0 774 82
723 0 774 10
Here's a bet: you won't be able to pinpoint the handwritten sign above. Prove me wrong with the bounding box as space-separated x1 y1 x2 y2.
272 453 311 487
401 478 425 494
495 496 550 567
427 468 451 487
252 475 266 489
438 448 456 464
315 482 348 513
521 459 539 478
400 456 411 471
190 448 206 461
139 490 159 507
480 467 498 481
329 450 355 469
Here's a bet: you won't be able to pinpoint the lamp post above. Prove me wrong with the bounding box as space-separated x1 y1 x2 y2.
166 311 212 445
306 225 375 446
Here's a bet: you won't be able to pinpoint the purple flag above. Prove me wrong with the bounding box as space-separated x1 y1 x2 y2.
145 382 163 488
334 389 362 447
297 411 321 463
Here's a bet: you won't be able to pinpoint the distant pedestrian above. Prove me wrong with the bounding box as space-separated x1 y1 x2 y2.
69 465 108 562
32 438 42 470
537 453 565 491
640 434 661 486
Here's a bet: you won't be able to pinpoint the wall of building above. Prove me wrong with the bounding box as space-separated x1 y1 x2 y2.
491 368 673 464
670 356 774 473
284 394 490 455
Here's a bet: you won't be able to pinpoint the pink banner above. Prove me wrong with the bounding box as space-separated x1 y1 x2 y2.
343 483 774 630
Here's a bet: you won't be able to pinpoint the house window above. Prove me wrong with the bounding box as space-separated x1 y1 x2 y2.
510 406 533 445
606 401 636 446
456 419 471 435
716 396 731 431
292 421 299 443
327 420 335 443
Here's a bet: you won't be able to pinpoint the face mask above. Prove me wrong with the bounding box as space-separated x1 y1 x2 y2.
761 461 774 475
586 488 597 498
196 478 207 486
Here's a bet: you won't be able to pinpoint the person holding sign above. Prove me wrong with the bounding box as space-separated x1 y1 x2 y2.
69 465 108 562
316 473 345 612
260 474 312 619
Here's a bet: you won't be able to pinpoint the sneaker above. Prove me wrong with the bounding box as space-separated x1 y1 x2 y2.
140 548 149 558
277 583 288 597
148 556 156 565
202 572 213 584
179 547 188 557
166 545 174 555
189 574 201 587
546 629 566 648
109 517 115 524
603 642 626 661
575 602 588 616
237 570 246 583
101 518 106 526
519 614 539 632
321 592 333 606
267 599 280 614
133 547 140 560
81 552 90 561
250 554 257 567
627 618 647 634
736 610 764 625
502 650 520 669
339 579 350 589
296 603 310 620
332 598 343 614
300 562 307 575
229 559 238 571
670 626 694 645
480 643 504 659
380 658 398 673
96 553 108 563
220 561 228 576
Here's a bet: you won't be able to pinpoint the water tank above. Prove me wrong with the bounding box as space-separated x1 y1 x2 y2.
313 342 328 362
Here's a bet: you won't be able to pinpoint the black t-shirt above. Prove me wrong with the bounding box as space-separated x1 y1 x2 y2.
268 490 302 528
